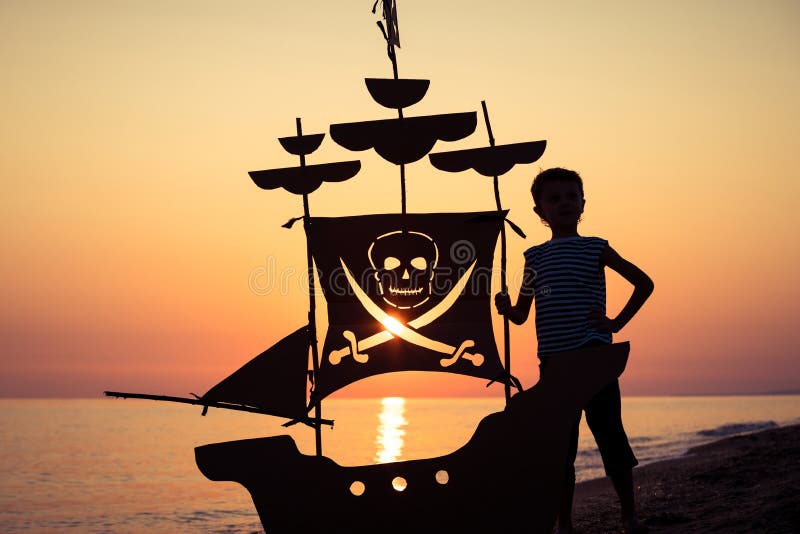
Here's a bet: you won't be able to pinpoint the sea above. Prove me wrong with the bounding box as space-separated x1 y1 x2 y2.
1 395 798 533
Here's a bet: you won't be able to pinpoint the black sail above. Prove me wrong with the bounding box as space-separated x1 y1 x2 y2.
202 326 310 420
429 140 547 177
308 211 509 400
329 113 477 165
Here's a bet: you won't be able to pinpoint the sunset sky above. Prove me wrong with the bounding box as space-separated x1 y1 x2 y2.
2 0 799 398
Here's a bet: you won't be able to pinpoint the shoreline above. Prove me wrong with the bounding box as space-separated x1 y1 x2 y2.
571 423 800 533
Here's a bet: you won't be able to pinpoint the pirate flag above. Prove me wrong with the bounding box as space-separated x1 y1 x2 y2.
308 211 508 400
373 0 400 48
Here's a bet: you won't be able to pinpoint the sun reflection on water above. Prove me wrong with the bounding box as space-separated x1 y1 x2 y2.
375 397 407 464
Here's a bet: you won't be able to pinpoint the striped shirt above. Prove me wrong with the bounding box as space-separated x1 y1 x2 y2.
523 236 612 357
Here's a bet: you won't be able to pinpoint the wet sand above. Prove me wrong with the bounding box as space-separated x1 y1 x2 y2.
570 423 800 533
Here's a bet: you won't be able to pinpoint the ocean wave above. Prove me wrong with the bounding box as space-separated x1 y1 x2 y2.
697 420 778 438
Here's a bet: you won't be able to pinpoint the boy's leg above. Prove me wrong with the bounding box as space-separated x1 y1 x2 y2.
556 412 581 533
610 469 648 533
610 468 636 522
584 379 642 528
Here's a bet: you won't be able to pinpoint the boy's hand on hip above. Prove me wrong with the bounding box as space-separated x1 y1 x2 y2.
589 307 619 333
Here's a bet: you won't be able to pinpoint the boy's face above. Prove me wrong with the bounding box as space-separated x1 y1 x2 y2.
533 180 585 228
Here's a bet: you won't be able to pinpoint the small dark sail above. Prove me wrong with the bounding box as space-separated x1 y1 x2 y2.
429 140 547 177
364 78 429 110
278 133 325 156
202 326 311 420
329 112 477 165
249 161 361 196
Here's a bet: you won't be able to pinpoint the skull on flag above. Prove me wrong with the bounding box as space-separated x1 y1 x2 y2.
368 230 438 309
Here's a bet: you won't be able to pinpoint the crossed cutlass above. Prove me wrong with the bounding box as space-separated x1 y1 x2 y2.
329 259 484 368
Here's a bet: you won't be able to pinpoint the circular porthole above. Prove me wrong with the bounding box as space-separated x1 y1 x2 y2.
391 476 407 492
349 480 365 496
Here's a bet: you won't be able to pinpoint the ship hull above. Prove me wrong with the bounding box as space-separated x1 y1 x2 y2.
196 342 629 534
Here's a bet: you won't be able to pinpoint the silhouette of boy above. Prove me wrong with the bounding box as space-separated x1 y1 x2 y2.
495 167 654 534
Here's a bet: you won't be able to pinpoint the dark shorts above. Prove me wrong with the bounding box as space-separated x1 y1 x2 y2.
541 341 638 479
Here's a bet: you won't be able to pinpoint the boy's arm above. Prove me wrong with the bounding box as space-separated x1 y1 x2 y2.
592 245 654 333
494 266 535 325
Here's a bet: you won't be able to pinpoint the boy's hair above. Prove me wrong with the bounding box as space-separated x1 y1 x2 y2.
530 167 584 205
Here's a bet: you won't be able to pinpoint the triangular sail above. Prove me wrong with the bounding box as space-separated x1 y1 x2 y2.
202 326 310 420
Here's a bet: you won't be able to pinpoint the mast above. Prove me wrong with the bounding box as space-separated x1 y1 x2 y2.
103 391 333 425
248 121 361 456
376 0 407 213
481 101 512 405
296 117 324 457
387 21 407 216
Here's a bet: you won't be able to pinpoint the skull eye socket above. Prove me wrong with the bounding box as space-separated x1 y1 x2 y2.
383 257 401 270
410 257 427 270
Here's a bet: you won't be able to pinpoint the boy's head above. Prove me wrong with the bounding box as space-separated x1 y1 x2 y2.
530 167 585 227
530 167 584 205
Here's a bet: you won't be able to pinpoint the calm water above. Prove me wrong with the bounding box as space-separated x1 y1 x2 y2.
1 395 798 533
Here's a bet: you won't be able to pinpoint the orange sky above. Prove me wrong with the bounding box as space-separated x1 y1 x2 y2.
2 0 799 398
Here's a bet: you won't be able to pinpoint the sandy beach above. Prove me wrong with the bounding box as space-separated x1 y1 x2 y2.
570 423 800 533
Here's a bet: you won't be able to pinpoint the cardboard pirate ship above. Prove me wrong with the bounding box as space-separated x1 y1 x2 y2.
106 3 629 532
